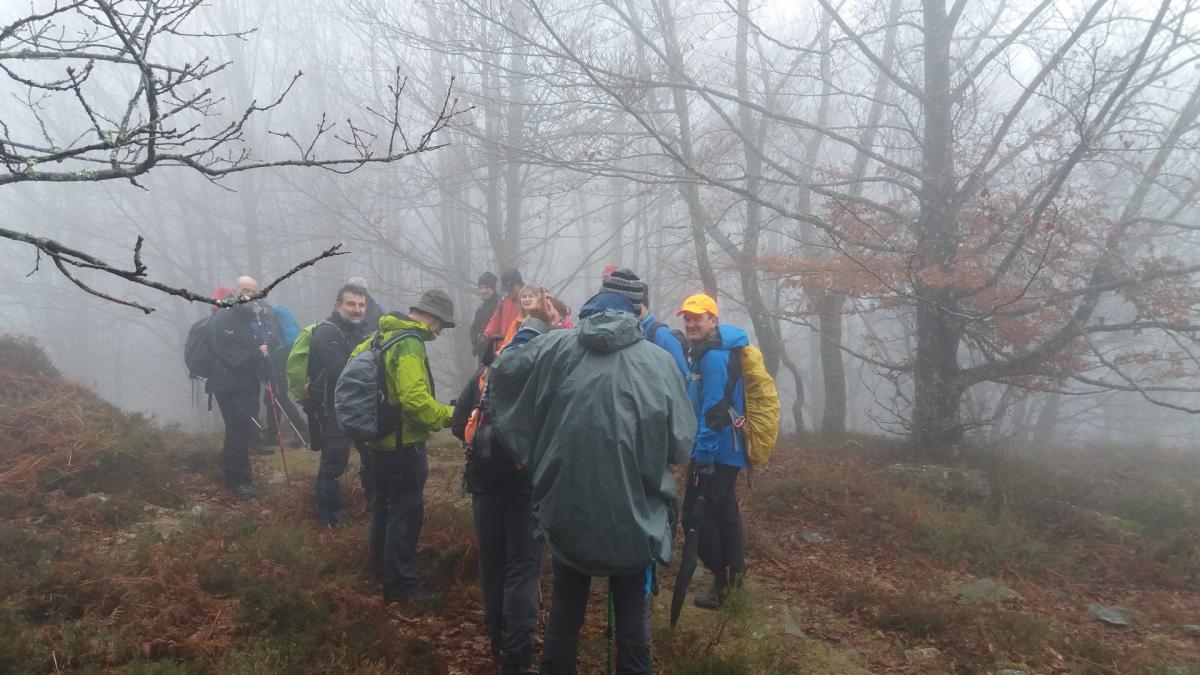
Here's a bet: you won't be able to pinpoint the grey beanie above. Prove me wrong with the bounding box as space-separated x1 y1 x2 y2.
600 268 645 313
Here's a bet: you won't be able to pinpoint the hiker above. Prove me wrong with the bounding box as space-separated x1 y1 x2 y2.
348 275 387 329
206 276 270 499
497 283 541 348
490 289 696 675
451 340 544 673
602 269 688 380
479 268 523 355
307 283 370 527
550 297 573 329
471 271 500 357
351 290 456 602
211 285 233 310
677 293 749 609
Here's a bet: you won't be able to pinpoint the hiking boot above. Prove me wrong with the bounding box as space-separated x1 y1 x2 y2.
693 571 728 610
693 587 726 610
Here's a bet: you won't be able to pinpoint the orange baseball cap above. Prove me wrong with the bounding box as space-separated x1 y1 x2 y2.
677 293 718 317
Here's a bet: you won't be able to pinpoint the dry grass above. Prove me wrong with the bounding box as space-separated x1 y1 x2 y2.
2 334 1198 673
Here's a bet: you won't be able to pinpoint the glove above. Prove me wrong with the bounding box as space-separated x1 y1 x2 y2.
690 461 718 505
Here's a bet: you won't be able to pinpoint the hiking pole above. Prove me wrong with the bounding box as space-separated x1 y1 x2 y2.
263 378 290 481
271 393 306 444
605 587 614 675
253 305 289 481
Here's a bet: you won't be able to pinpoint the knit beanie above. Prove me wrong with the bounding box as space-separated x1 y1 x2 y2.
500 268 524 289
599 268 645 313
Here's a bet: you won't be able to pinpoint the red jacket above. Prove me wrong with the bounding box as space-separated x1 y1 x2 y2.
483 296 521 340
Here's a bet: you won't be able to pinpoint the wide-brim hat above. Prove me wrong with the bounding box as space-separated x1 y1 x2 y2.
410 289 457 328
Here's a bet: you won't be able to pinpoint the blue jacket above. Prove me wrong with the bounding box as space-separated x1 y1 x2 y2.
270 305 301 348
687 324 748 469
642 312 688 381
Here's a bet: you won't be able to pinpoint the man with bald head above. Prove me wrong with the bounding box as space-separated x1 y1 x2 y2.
206 275 271 499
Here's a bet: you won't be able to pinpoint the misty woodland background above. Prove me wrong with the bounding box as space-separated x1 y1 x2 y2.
5 0 1200 455
2 2 1200 672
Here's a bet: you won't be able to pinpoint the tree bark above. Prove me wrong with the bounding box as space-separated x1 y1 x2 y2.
818 293 847 435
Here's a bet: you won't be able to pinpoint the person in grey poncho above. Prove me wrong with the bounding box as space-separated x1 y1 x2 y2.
490 289 696 675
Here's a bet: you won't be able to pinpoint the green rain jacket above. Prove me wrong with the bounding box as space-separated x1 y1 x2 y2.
490 309 696 577
350 314 453 449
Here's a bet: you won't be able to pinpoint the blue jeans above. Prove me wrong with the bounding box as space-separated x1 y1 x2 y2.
369 444 429 594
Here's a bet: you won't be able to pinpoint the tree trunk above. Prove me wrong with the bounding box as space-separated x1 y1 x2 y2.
1031 392 1061 445
818 294 847 435
657 0 718 297
911 299 965 452
911 0 964 455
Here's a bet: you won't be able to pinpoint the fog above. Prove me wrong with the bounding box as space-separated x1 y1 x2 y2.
4 0 1199 451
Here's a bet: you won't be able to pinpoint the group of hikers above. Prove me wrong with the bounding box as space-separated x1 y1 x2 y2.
186 265 779 675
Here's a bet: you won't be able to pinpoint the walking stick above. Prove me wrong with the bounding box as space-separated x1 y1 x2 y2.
271 392 306 444
263 378 290 481
606 588 614 675
253 306 289 481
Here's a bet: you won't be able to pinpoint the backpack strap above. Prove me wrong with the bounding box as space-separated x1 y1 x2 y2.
701 347 746 436
373 330 432 442
723 347 743 409
307 320 343 377
648 320 668 342
725 347 746 442
377 329 422 354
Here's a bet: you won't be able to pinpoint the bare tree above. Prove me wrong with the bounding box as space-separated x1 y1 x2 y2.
0 0 467 312
460 0 1200 453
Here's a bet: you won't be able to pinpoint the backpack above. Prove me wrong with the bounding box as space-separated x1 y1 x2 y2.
285 321 340 405
333 330 422 444
184 314 219 380
462 367 525 492
648 320 690 361
272 305 301 348
729 344 780 465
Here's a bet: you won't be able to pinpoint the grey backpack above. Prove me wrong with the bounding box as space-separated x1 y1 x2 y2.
334 330 421 444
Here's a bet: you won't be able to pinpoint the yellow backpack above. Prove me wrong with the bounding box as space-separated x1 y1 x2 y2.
734 345 781 465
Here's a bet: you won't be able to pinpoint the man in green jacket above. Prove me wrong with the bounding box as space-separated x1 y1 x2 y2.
351 289 456 602
491 290 696 674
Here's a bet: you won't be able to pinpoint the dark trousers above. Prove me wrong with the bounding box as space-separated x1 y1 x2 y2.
215 388 259 488
314 408 352 523
473 489 544 670
541 558 652 675
682 462 745 580
370 445 429 594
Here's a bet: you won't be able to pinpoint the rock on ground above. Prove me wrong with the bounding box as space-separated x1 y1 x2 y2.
1086 604 1135 628
951 578 1022 604
885 464 992 500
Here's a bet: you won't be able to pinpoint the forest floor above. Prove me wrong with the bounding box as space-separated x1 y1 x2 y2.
2 334 1199 674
